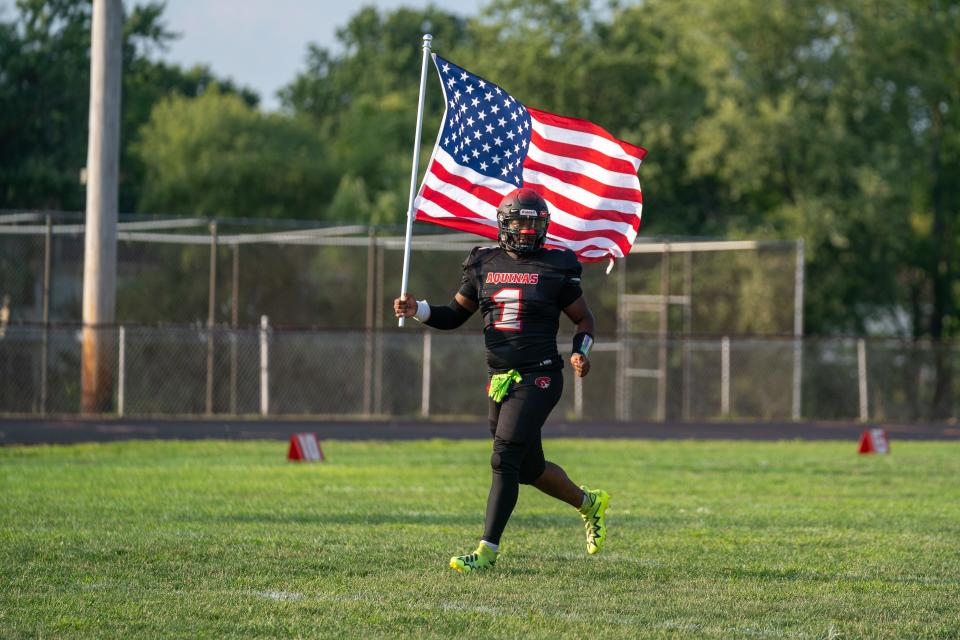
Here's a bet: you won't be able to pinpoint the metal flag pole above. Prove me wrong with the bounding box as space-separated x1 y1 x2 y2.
397 33 433 327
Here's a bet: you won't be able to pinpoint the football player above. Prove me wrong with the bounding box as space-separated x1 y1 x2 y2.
394 187 610 573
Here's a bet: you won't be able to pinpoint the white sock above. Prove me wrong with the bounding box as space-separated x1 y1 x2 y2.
480 540 499 553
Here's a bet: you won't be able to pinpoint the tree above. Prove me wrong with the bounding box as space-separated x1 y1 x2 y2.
135 88 334 219
0 0 258 211
279 6 471 224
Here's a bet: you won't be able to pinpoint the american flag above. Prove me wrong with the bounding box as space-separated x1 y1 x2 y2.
414 55 646 263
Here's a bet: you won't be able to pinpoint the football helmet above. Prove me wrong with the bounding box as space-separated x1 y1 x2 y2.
496 188 550 255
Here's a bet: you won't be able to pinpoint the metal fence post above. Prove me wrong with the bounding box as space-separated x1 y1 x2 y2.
616 258 627 420
40 215 52 415
364 229 375 415
205 220 218 415
721 336 730 417
682 250 692 420
858 338 868 421
118 325 125 417
230 242 239 415
373 244 385 415
792 239 805 420
657 246 671 421
260 315 270 416
421 331 431 417
574 372 583 420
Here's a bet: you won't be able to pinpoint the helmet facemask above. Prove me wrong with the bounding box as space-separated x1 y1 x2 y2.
496 190 550 255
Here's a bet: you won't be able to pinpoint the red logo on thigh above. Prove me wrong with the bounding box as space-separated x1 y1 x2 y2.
535 376 551 389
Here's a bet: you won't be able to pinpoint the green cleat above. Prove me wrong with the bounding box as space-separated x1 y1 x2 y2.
579 486 610 555
449 543 498 574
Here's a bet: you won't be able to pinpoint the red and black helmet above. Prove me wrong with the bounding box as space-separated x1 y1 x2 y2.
496 188 550 255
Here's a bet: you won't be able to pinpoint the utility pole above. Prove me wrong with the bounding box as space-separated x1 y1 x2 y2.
81 0 123 413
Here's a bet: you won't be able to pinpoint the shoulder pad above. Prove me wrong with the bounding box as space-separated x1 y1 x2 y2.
463 245 497 269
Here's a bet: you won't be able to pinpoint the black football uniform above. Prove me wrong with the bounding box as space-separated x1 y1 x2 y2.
458 245 583 374
450 245 585 544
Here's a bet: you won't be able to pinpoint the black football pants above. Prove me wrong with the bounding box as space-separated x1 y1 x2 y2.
483 371 563 545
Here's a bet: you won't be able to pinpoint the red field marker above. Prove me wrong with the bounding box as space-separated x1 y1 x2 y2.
288 433 324 462
858 428 889 455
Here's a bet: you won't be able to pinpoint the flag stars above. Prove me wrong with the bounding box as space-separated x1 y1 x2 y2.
437 58 532 183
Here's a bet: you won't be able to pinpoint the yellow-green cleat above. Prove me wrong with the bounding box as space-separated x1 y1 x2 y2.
579 486 610 555
449 542 498 574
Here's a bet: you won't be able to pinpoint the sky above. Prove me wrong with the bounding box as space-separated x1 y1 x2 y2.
0 0 483 110
159 1 486 110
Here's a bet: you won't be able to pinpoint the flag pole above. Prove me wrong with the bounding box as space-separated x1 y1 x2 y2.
398 33 433 327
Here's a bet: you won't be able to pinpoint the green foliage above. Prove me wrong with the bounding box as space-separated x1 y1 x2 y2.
0 0 258 211
1 0 958 342
134 89 333 219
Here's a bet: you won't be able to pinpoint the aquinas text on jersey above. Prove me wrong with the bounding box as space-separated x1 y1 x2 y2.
485 272 540 285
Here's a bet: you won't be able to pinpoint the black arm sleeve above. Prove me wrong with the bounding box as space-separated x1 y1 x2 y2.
424 298 474 330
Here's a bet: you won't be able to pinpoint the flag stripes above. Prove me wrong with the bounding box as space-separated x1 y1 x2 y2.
414 55 645 263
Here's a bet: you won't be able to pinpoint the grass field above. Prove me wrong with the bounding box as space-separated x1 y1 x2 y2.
1 438 959 639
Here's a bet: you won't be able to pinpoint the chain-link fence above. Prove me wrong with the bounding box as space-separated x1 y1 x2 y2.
1 325 957 422
0 211 801 335
8 210 953 423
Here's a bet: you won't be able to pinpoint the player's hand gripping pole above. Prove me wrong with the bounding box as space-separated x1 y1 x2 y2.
397 33 433 327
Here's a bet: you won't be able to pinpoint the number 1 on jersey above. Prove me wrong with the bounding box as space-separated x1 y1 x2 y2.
492 287 522 331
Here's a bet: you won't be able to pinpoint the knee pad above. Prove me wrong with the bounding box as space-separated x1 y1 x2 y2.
490 439 523 476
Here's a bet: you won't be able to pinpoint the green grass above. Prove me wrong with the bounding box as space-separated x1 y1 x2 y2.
1 438 959 639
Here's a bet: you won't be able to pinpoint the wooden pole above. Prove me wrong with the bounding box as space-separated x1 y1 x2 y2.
81 0 123 414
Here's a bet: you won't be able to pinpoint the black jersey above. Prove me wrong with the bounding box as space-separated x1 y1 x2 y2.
458 245 583 373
